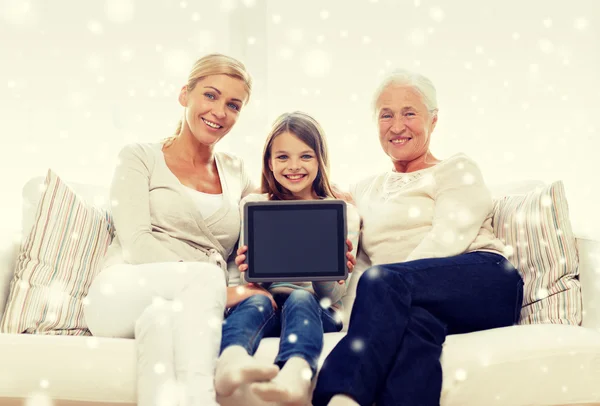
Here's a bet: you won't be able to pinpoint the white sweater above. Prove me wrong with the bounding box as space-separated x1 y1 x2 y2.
351 154 505 267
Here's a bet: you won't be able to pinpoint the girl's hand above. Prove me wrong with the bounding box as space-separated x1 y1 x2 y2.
336 239 357 285
346 239 357 273
234 247 277 309
235 245 249 273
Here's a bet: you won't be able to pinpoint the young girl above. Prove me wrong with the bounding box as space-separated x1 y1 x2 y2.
214 112 361 406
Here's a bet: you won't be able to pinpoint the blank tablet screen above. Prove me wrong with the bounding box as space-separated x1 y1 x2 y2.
245 201 347 281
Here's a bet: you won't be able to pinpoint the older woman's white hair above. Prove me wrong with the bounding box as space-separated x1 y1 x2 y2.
372 69 439 117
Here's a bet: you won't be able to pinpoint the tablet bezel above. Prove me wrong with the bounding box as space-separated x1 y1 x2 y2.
243 199 348 283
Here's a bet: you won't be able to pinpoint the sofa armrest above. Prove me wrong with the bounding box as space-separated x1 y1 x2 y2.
578 237 600 329
0 237 20 316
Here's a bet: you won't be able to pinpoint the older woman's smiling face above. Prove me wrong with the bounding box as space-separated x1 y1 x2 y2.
376 85 437 172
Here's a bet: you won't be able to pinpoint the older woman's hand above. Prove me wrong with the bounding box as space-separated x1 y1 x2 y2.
331 184 355 204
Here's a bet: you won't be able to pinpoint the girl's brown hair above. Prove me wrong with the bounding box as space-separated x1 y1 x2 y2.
261 112 335 201
164 53 253 146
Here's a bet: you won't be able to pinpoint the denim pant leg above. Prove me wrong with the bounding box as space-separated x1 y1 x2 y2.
274 290 342 377
220 294 279 356
313 252 523 406
322 307 344 334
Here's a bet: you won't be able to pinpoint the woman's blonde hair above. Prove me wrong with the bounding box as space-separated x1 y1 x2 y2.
261 112 335 201
164 53 253 146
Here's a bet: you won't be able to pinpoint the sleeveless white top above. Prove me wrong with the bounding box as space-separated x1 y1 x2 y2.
184 186 224 219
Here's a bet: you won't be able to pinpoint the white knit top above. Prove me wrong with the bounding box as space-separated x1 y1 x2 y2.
351 154 505 266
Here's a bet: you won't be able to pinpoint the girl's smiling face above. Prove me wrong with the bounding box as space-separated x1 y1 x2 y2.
269 131 319 200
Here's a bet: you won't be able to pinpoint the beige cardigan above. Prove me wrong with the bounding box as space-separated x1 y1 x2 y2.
101 142 256 283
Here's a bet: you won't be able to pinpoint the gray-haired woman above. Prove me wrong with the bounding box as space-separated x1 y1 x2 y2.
312 70 524 406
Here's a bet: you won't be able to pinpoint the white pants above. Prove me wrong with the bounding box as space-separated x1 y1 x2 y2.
84 261 227 406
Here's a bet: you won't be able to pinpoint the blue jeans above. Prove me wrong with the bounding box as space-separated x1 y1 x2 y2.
312 252 524 406
220 289 343 376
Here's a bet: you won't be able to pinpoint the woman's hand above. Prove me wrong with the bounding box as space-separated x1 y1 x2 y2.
226 283 278 309
245 283 277 310
235 245 249 273
331 184 355 204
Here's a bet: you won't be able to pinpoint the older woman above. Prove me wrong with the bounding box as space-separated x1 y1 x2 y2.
312 70 524 406
84 54 279 406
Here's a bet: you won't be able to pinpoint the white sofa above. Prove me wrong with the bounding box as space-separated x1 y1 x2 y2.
1 177 600 406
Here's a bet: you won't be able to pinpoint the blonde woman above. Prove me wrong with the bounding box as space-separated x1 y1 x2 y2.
84 54 273 406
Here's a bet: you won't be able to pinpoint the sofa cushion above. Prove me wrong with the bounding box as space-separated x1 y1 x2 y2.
438 324 600 405
492 181 581 325
21 176 110 240
0 170 114 335
1 325 599 405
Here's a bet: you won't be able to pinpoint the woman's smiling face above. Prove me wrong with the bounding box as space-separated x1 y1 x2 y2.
179 74 248 147
376 85 437 172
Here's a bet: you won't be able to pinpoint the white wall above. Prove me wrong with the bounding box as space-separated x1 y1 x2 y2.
1 0 598 239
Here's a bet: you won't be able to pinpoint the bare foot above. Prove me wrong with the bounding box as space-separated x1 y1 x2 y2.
251 357 313 405
327 394 360 406
217 382 279 406
214 346 280 397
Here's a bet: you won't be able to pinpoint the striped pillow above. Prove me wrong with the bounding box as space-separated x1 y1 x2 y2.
492 181 581 325
0 170 114 335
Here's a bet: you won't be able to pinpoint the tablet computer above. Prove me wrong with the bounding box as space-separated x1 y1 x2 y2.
243 199 348 283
